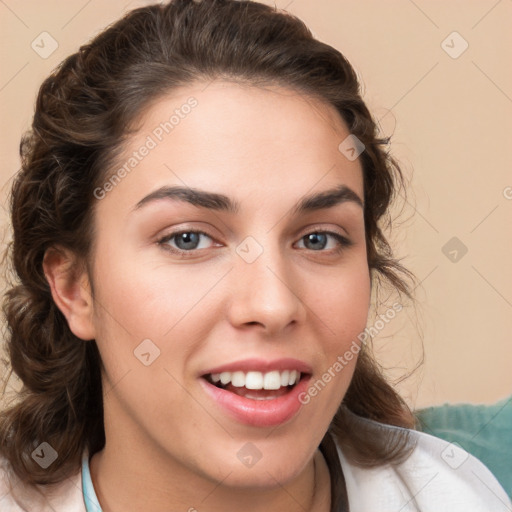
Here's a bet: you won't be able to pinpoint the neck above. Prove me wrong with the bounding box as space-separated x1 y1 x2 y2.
89 440 331 512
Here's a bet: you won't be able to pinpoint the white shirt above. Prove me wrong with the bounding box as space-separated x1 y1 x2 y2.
1 414 510 511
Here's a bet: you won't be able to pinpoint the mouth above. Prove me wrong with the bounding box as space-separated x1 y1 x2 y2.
202 369 308 400
199 361 312 427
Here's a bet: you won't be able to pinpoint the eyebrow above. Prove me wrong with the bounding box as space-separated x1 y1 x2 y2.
133 183 363 214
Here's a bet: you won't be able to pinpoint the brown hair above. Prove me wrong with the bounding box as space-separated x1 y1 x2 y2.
1 0 418 486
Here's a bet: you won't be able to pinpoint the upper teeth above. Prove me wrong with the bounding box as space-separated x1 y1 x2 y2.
210 370 300 390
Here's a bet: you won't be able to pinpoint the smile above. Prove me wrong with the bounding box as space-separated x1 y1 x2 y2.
200 359 312 427
207 369 302 395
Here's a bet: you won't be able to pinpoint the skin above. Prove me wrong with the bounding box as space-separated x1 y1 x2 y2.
44 80 371 512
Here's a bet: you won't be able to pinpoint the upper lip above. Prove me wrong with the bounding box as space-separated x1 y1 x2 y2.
200 358 313 376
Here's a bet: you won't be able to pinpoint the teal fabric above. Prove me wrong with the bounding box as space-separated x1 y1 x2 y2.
415 396 512 498
82 451 102 512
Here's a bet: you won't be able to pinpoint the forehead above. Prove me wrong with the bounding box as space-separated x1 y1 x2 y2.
98 80 364 214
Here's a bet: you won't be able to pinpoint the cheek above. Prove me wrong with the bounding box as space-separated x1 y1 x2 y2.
89 246 225 383
298 264 370 429
92 246 209 336
313 262 371 341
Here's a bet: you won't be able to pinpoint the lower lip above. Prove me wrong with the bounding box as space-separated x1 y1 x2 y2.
200 375 311 428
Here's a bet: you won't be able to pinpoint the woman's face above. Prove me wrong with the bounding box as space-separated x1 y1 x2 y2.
86 81 370 488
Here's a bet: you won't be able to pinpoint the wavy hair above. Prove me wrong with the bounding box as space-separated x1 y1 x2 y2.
1 0 418 486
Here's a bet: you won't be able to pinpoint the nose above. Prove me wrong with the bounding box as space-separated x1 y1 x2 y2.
226 238 306 335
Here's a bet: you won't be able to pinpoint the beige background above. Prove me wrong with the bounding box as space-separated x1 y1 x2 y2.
0 0 511 409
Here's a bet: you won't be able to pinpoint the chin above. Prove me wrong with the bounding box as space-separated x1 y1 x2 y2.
218 462 303 490
201 442 312 489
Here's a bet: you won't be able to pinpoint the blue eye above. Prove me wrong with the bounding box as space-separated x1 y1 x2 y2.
296 231 352 253
157 229 351 256
158 231 214 253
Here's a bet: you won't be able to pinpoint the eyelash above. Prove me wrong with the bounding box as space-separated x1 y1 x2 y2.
157 229 353 257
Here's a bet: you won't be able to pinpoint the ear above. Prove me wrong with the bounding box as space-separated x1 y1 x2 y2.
42 246 96 341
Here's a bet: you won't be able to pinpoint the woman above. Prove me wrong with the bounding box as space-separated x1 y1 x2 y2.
0 1 509 510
